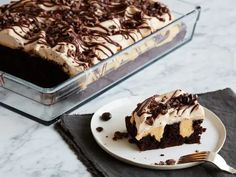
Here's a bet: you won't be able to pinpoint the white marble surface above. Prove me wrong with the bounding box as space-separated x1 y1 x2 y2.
1 0 236 176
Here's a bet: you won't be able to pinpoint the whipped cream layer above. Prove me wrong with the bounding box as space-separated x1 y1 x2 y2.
0 0 175 76
130 90 205 141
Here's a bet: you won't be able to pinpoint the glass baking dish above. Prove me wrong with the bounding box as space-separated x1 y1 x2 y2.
0 0 201 125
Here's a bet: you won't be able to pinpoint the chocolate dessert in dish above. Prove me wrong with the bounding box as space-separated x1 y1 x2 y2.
126 90 206 151
0 0 181 88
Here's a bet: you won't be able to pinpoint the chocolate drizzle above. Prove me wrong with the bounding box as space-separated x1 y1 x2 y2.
0 0 172 71
134 91 199 125
135 95 157 117
190 104 199 113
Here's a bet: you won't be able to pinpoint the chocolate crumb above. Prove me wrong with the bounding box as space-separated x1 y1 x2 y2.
166 159 176 165
96 127 103 132
145 117 154 125
109 25 116 29
100 112 112 121
112 131 128 141
106 136 108 138
128 138 136 144
195 150 199 153
160 154 164 156
154 161 165 165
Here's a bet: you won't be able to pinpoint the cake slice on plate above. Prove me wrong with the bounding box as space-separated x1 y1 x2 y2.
126 89 206 151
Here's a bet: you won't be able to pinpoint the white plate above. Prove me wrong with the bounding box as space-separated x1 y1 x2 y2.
91 97 226 170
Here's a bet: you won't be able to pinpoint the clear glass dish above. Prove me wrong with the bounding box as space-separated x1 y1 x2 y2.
0 0 201 124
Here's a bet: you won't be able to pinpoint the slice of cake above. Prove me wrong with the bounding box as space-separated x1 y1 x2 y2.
126 89 206 151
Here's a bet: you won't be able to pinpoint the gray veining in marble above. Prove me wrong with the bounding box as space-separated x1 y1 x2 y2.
1 0 236 176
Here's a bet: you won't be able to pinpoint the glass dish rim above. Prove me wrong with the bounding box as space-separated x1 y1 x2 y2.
0 5 201 94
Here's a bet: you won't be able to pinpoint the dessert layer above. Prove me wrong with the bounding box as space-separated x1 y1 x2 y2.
130 90 205 141
0 0 176 77
126 116 205 151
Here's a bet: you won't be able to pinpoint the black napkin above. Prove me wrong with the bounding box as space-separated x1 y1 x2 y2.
55 88 236 177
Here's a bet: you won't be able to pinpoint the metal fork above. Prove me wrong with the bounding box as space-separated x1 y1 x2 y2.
178 151 236 174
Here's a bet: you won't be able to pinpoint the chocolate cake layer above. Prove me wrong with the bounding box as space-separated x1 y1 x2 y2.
0 45 69 88
126 116 206 151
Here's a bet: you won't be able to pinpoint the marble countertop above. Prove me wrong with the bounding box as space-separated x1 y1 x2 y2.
1 0 236 176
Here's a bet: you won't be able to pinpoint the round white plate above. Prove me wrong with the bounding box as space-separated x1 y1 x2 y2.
91 97 226 170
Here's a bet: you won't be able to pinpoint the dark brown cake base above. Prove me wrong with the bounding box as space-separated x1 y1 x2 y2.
125 116 206 151
0 45 70 88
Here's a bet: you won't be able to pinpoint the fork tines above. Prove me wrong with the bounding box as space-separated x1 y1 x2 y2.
178 151 210 164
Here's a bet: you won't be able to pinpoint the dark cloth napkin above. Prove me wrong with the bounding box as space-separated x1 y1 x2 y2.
55 88 236 177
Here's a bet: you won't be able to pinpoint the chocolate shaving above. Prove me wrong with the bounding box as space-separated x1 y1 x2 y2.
154 159 176 166
96 127 103 132
112 131 128 141
135 92 199 125
154 161 165 165
165 159 176 165
100 112 112 121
